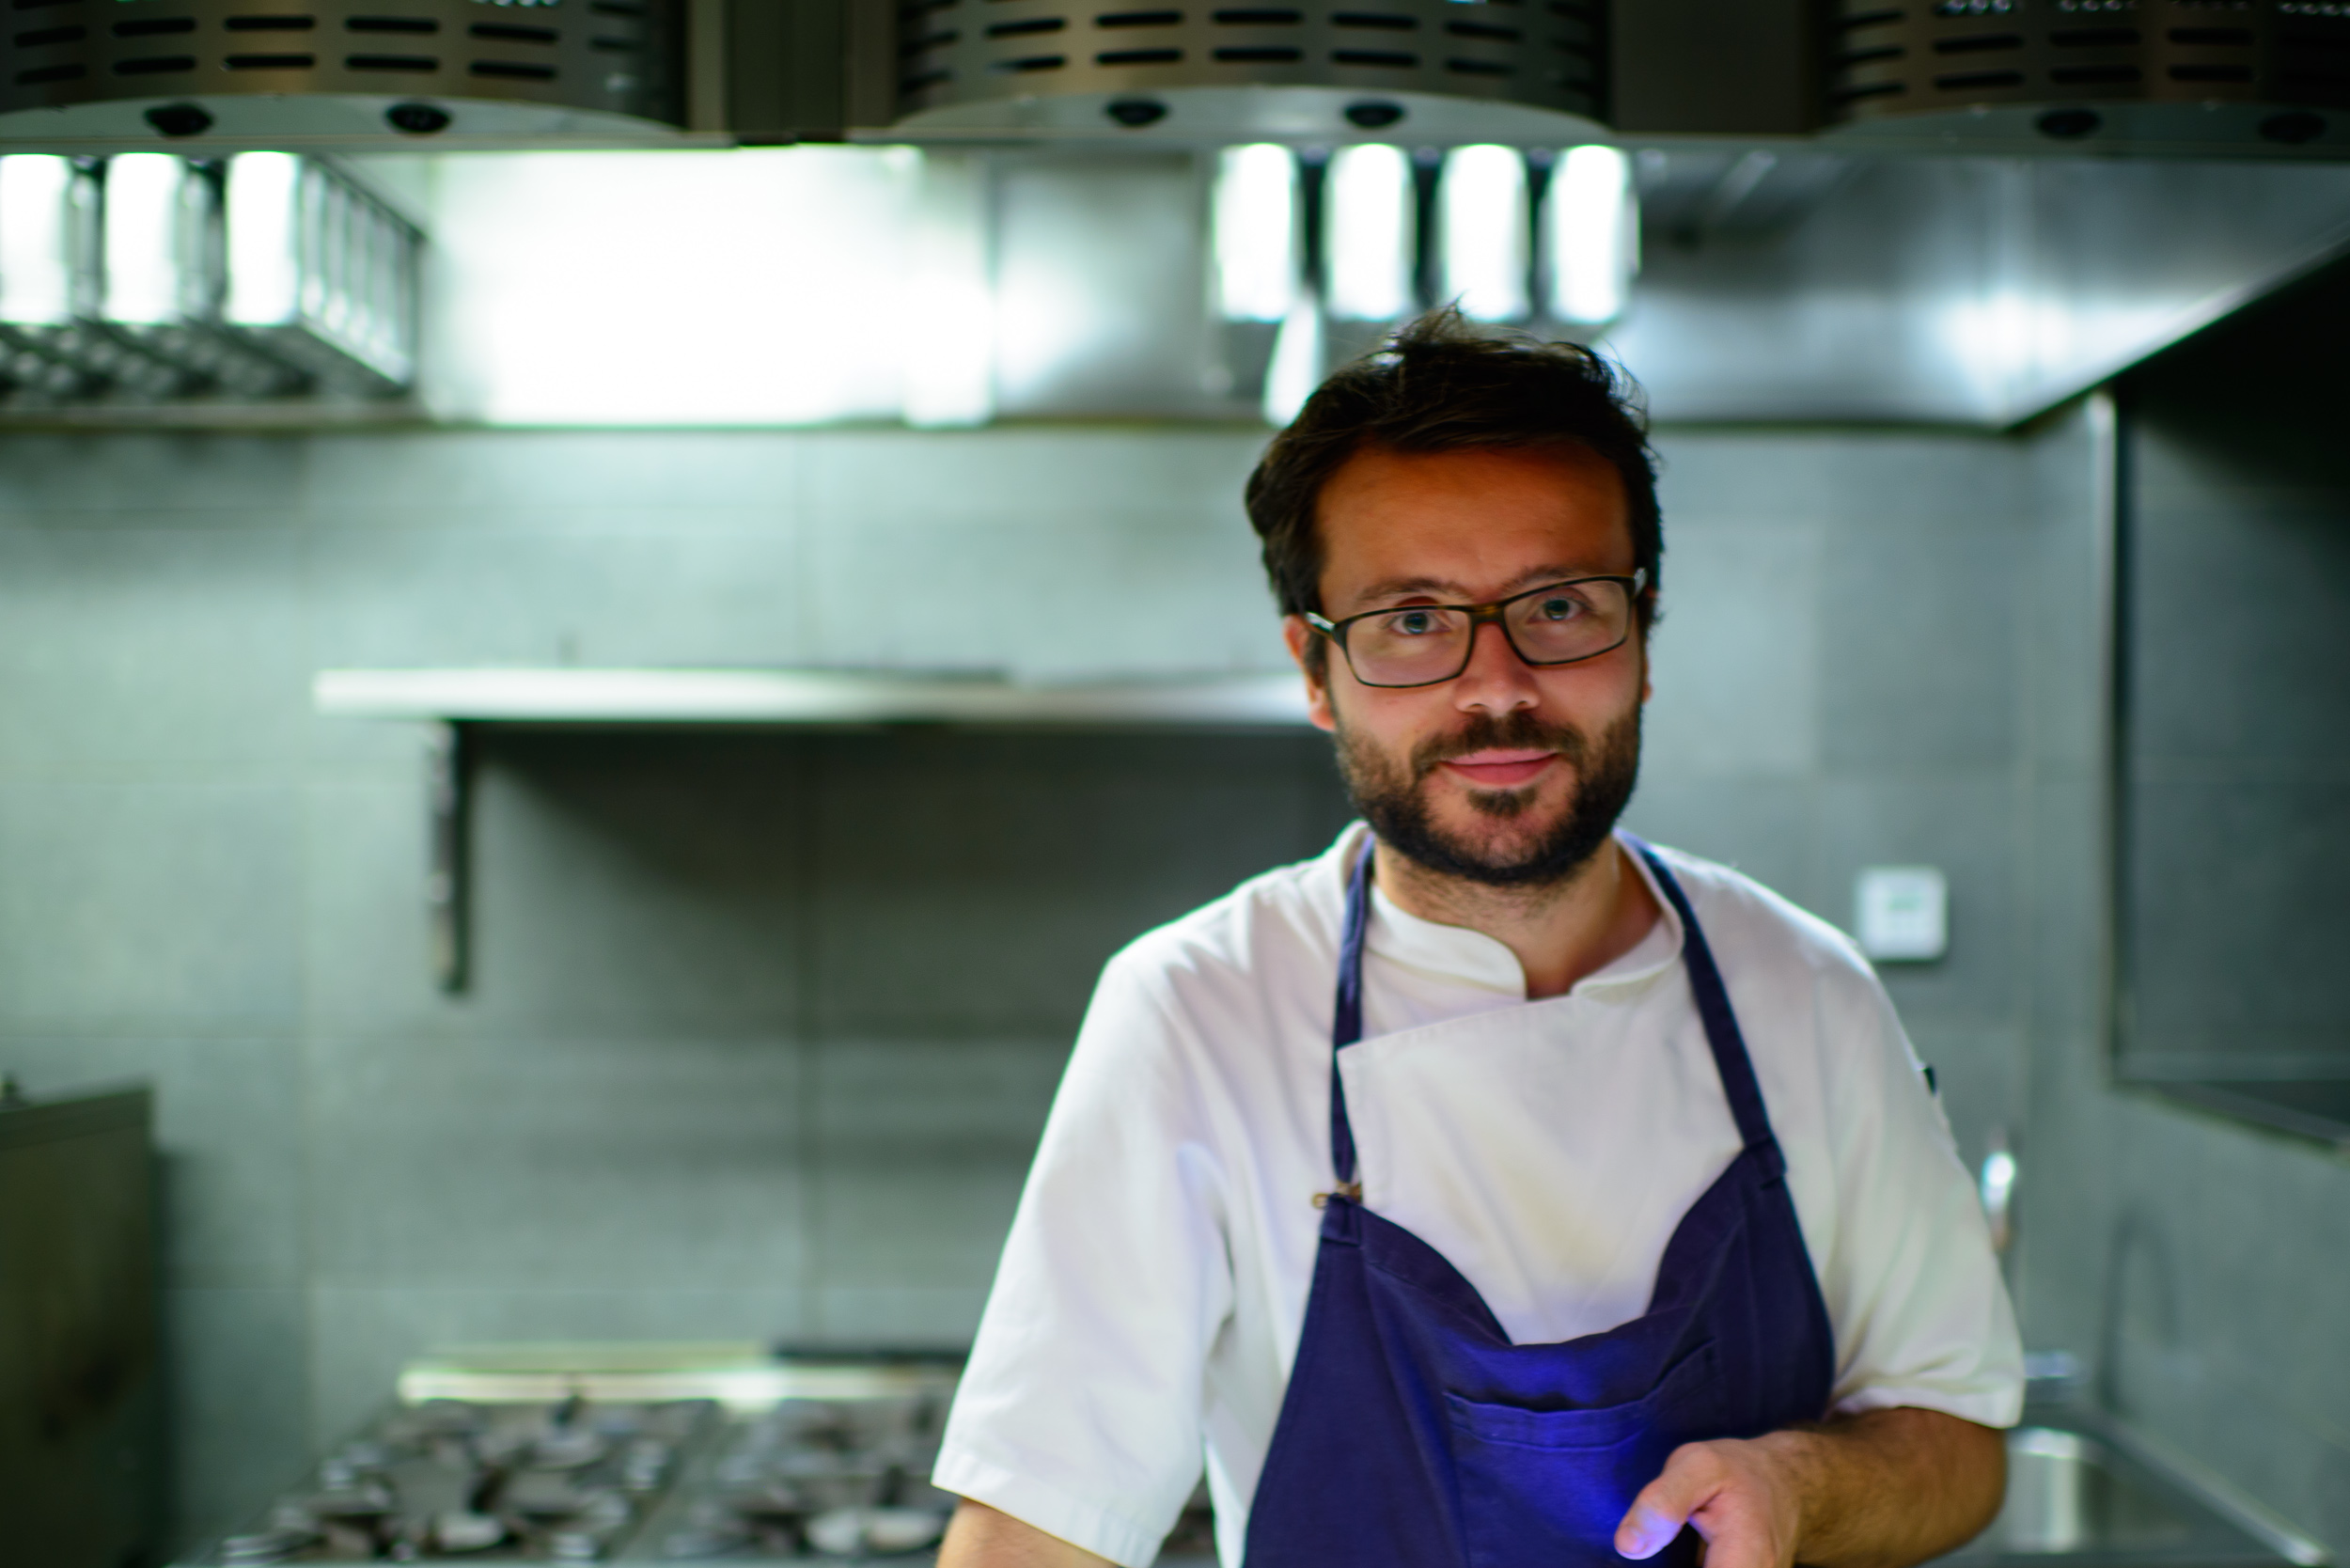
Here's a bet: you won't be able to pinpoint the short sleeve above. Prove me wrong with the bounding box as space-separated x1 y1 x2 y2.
933 947 1234 1567
1812 966 2025 1428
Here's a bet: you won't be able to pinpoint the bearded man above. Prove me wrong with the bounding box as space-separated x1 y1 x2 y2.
930 312 2021 1568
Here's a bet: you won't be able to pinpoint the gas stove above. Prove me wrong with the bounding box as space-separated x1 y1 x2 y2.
212 1395 710 1563
190 1345 1213 1566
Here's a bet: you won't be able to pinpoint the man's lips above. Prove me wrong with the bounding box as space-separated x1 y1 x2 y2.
1434 748 1559 789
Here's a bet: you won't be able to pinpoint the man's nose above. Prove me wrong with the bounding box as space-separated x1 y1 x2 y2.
1452 621 1541 713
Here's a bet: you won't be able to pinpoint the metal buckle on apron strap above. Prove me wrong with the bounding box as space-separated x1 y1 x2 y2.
1311 1183 1363 1209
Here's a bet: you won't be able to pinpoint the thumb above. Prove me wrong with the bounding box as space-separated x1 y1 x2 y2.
1616 1450 1715 1560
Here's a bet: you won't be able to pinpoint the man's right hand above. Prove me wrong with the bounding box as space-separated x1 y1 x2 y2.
937 1499 1113 1568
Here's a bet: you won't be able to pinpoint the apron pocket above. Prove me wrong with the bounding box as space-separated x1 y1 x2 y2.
1445 1341 1721 1568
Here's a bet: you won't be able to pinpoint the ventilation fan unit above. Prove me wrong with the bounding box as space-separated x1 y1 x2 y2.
0 0 682 146
1826 0 2350 154
893 0 1606 142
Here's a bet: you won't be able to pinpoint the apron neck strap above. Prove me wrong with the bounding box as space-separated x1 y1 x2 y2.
1327 833 1786 1191
1329 833 1376 1185
1630 840 1782 1164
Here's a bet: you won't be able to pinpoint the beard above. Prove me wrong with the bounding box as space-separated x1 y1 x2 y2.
1335 704 1642 889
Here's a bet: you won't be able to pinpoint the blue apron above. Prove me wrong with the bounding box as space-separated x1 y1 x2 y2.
1241 838 1836 1568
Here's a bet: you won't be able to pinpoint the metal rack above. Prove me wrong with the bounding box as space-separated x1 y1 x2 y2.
312 666 1314 991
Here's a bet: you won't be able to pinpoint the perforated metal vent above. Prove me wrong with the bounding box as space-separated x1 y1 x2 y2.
1826 1 2350 151
896 0 1606 140
0 0 681 141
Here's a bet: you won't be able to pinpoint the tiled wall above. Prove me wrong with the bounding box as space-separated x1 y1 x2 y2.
2014 287 2350 1547
5 409 2332 1557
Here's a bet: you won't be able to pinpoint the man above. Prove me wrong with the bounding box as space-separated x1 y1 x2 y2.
932 313 2021 1568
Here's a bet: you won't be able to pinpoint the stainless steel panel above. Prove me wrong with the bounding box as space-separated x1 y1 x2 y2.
0 1086 163 1568
1611 152 2350 425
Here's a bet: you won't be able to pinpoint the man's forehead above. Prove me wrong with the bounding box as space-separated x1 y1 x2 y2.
1315 442 1633 599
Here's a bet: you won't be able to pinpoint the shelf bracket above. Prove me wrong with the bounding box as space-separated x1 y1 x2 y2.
425 721 470 993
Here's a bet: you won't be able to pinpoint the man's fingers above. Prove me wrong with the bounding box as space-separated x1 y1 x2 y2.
1615 1501 1690 1561
1681 1499 1783 1568
1615 1447 1718 1560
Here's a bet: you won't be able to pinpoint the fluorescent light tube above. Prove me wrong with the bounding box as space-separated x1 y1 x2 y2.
102 153 189 326
1545 144 1636 325
225 152 303 326
0 155 78 325
1262 289 1324 426
1214 144 1298 323
1325 144 1414 322
903 150 995 429
1440 145 1528 323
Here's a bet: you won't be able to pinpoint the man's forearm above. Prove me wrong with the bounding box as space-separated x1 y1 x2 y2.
1620 1406 2007 1568
938 1499 1112 1568
1766 1408 2006 1568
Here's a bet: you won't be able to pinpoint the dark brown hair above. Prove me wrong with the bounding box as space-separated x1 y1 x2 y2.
1244 308 1662 638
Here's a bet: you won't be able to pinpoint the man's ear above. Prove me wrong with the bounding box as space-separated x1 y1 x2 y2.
1281 616 1340 734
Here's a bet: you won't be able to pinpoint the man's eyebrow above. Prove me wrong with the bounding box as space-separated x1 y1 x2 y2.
1346 565 1604 608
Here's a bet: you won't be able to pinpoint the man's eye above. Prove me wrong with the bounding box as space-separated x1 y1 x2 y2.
1534 595 1584 621
1386 609 1442 636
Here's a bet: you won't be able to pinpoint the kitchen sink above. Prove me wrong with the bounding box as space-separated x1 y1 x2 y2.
1939 1401 2327 1568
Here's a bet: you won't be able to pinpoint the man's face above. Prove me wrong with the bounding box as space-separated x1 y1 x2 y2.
1281 443 1649 887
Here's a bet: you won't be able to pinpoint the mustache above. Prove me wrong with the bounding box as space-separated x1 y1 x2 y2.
1409 712 1590 783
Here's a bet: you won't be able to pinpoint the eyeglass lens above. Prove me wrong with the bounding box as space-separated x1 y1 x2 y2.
1343 580 1633 687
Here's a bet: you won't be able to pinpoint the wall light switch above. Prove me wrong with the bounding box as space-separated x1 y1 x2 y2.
1855 866 1948 963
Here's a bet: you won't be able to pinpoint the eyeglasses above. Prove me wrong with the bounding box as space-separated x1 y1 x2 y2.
1305 571 1647 689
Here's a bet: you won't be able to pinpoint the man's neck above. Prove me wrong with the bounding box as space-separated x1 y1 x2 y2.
1371 832 1661 1000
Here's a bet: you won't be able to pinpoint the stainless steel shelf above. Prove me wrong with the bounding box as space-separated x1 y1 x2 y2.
313 667 1316 992
313 666 1312 729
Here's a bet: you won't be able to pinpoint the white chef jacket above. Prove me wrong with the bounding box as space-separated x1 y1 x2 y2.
934 824 2023 1568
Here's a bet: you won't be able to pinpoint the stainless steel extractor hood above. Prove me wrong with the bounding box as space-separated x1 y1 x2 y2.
0 0 685 148
1822 0 2350 158
3 0 2348 158
889 0 1605 145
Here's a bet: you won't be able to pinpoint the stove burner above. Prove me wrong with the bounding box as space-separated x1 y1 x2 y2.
204 1398 707 1563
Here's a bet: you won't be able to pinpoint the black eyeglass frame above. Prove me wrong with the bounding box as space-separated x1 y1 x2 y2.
1303 570 1650 689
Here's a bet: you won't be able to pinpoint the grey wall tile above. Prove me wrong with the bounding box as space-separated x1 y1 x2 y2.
1902 1023 2024 1175
301 431 800 515
0 434 308 516
0 782 303 1030
800 428 1276 679
810 1038 1066 1305
806 1286 993 1348
458 730 811 1034
2023 415 2104 776
2128 502 2350 765
164 1286 310 1550
809 729 1351 1037
1652 430 2035 528
1820 526 2028 771
306 523 809 671
2024 776 2103 1038
304 1031 809 1292
0 1036 304 1290
799 428 1263 531
301 777 443 1031
2126 778 2350 1063
2011 1031 2117 1359
1621 777 1821 920
1639 519 1824 782
806 510 1282 681
2086 1093 2350 1549
0 525 309 769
